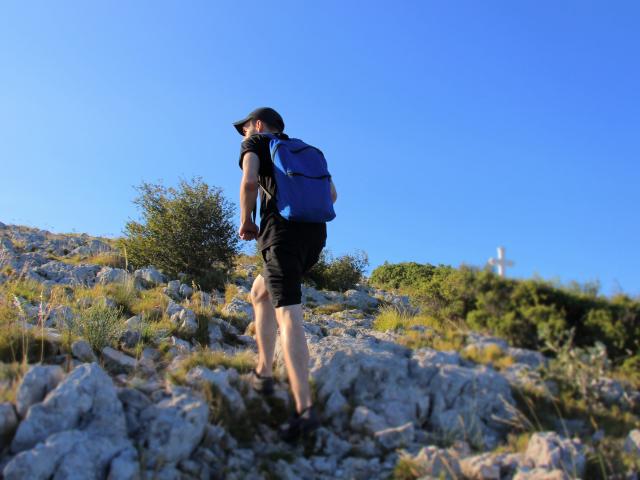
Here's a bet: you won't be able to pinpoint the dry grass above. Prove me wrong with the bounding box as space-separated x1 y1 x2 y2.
462 343 515 370
0 362 28 403
170 349 255 381
312 303 347 315
374 306 468 352
56 251 126 269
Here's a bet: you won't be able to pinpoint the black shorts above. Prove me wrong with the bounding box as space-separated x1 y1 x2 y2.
261 239 325 308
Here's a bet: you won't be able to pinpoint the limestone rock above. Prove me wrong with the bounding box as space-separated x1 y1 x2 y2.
15 365 65 418
624 429 640 455
170 308 198 336
186 366 245 415
0 403 18 448
33 261 100 286
373 421 414 450
137 387 208 470
97 266 128 285
343 289 379 310
10 363 128 452
523 432 586 478
71 339 97 363
102 347 137 374
5 429 132 480
133 267 165 288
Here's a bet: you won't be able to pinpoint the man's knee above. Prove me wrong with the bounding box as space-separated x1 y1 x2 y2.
251 275 271 303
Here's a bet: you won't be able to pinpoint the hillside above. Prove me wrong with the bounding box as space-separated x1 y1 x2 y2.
0 222 638 479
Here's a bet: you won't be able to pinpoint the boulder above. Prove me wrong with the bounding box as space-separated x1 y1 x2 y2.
523 432 586 478
15 365 65 417
222 298 254 327
133 267 165 288
5 363 134 480
97 266 129 285
624 429 640 455
33 261 100 286
0 403 18 448
170 308 198 337
137 387 209 470
343 289 379 310
179 283 193 299
373 422 414 450
186 366 245 415
102 347 137 374
306 336 515 449
71 340 97 363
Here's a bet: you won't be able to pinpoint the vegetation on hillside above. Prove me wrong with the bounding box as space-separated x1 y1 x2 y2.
120 177 239 291
370 262 640 370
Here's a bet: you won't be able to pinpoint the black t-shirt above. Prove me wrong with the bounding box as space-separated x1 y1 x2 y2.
238 133 327 251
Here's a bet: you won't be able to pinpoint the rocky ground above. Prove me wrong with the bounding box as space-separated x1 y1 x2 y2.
0 222 638 479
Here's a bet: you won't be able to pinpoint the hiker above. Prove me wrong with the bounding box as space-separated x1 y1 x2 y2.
233 107 337 441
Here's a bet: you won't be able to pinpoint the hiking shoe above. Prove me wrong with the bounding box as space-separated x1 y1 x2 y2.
280 406 320 443
250 369 275 396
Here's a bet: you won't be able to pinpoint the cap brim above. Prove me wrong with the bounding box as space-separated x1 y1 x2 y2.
232 116 251 136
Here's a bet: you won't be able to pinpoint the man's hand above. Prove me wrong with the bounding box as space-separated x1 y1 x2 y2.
239 220 259 241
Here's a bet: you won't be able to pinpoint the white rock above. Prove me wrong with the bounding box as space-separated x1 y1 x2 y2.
186 366 245 415
170 308 198 336
107 446 141 480
343 289 379 310
624 429 640 455
0 403 18 448
524 432 585 477
349 406 387 435
5 429 132 480
508 347 547 369
133 267 165 288
373 421 414 450
406 446 462 479
166 300 183 317
222 298 254 326
97 266 128 285
15 365 65 417
11 363 128 453
33 261 101 286
102 347 137 373
460 453 503 480
138 387 208 470
513 468 570 480
125 315 142 330
165 280 180 297
71 340 97 363
179 283 193 299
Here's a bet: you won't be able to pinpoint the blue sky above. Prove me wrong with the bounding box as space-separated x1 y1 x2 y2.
1 1 638 297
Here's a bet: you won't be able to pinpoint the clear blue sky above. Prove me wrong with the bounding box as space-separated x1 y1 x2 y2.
1 1 638 297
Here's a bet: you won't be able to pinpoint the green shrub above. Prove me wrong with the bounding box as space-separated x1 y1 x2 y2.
369 261 640 365
120 177 239 291
305 250 368 292
73 301 124 352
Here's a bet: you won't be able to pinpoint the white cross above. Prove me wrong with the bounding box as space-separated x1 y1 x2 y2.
488 246 514 277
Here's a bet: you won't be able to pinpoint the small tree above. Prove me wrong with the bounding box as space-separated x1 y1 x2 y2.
306 250 368 292
121 177 239 290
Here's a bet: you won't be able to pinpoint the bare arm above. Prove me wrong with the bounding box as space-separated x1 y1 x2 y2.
239 152 260 240
330 180 338 203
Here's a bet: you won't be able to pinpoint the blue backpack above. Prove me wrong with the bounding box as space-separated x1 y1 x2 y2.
261 134 336 223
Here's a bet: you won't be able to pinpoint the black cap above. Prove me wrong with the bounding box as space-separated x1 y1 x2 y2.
232 107 285 136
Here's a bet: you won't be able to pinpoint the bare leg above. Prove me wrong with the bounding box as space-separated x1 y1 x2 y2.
275 304 312 414
251 275 277 377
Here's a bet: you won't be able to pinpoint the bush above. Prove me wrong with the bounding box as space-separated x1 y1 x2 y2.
73 301 124 352
305 250 368 292
369 261 640 365
120 177 239 291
